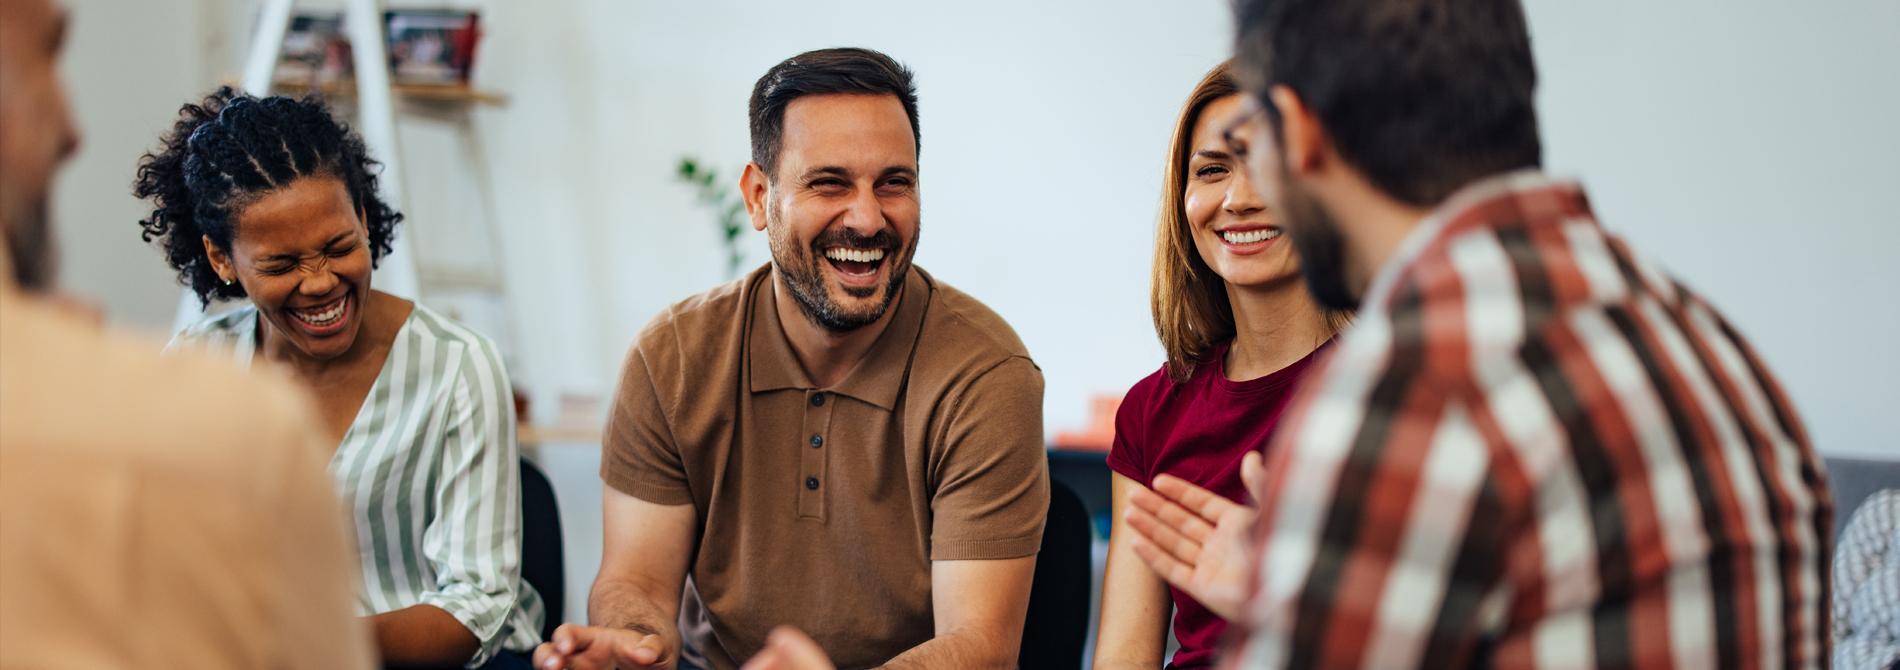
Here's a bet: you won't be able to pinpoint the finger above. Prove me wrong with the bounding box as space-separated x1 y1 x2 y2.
1130 485 1218 543
617 634 667 667
766 626 834 670
1124 505 1202 566
532 642 564 670
1241 451 1267 505
552 623 593 655
1153 474 1245 520
1129 535 1198 591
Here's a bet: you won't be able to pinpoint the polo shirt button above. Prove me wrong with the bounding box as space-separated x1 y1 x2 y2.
810 435 823 448
811 393 825 407
805 477 820 490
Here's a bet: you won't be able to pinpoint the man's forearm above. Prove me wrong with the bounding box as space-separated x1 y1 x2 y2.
588 577 680 640
875 626 1018 670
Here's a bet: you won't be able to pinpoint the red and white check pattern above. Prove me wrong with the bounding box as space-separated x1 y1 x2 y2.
1225 171 1833 670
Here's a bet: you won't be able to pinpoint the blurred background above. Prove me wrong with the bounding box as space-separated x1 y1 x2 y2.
48 0 1900 655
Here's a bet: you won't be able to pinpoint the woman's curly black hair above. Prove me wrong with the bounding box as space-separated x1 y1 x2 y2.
135 87 402 305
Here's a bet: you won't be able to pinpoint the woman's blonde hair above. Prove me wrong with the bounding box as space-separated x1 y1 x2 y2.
1150 61 1346 383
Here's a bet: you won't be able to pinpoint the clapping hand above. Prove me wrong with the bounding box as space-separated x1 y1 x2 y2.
1123 450 1268 621
532 624 672 670
738 627 835 670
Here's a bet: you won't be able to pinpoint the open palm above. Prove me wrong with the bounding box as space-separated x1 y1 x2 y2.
1122 451 1266 621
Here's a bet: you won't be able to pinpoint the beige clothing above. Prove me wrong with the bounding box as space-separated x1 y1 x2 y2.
0 292 373 670
602 265 1049 670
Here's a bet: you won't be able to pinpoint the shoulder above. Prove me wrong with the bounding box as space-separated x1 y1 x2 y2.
1119 363 1177 416
914 268 1036 374
403 303 512 394
3 299 321 489
630 269 756 367
167 304 256 353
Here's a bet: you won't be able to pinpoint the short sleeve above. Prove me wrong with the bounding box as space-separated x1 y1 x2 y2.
928 356 1049 561
1106 370 1163 485
601 337 692 505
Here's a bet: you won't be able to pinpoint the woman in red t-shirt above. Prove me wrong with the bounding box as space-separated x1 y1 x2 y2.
1092 61 1349 670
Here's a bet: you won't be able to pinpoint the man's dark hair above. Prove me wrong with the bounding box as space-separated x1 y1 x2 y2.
1233 0 1542 206
748 47 919 181
134 87 402 305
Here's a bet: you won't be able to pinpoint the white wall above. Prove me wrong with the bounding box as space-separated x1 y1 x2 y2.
1525 0 1900 459
53 0 223 328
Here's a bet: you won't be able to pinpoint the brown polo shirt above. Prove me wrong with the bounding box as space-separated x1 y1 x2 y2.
601 264 1048 670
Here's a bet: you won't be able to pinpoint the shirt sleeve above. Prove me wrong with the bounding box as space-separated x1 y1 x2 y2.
418 339 535 667
928 355 1049 561
1228 392 1511 670
1106 372 1157 485
599 336 692 505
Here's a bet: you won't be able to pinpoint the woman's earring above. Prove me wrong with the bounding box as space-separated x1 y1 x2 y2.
222 278 234 286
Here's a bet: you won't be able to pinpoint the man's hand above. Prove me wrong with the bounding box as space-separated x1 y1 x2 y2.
531 624 671 670
1123 451 1267 621
738 627 836 670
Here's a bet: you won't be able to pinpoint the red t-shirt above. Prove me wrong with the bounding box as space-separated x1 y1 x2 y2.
1107 339 1330 669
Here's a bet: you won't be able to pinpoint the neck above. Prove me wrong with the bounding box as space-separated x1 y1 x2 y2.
1222 275 1333 381
771 269 901 389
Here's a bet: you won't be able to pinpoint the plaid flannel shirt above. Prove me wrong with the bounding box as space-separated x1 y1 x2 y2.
1227 171 1833 670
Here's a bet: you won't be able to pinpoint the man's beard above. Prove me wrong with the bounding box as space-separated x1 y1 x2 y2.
767 201 915 334
3 196 57 293
1274 163 1359 312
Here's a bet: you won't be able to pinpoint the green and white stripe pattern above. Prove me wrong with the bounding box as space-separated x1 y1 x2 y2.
172 303 544 667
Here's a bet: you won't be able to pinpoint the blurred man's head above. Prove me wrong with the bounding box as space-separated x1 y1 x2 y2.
741 47 921 335
1229 0 1541 309
0 0 79 292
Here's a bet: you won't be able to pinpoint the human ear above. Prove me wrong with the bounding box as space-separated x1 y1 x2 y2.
1268 85 1328 177
202 235 236 283
740 162 770 232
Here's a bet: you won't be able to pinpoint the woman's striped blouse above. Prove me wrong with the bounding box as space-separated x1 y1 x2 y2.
171 303 544 667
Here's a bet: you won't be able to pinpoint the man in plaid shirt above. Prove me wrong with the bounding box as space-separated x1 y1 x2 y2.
1123 0 1835 668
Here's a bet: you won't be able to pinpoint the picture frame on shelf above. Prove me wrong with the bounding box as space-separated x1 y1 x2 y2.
384 10 482 86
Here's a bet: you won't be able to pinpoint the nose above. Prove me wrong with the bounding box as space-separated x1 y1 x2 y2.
1224 163 1267 217
837 183 886 235
299 261 339 297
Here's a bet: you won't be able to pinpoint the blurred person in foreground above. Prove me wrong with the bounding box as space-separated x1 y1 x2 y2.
1093 60 1348 670
534 47 1046 670
1127 0 1835 668
0 0 371 668
141 88 544 669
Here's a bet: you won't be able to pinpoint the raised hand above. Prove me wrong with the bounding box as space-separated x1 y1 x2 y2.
738 627 836 670
532 624 672 670
1122 451 1267 621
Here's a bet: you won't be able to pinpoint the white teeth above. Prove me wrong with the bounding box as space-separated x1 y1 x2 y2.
293 300 345 327
1220 228 1282 245
824 248 887 264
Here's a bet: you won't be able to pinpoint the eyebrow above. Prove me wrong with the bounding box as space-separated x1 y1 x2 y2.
1193 149 1235 161
257 233 353 263
797 165 919 182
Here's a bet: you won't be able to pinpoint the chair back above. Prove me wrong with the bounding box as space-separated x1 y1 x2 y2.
520 457 565 643
1019 477 1093 669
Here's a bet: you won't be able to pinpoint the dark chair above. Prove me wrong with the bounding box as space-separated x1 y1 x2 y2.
1825 456 1900 542
519 457 565 643
1019 477 1093 669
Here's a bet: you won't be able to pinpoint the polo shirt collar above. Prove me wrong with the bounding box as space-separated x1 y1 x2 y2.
746 266 930 411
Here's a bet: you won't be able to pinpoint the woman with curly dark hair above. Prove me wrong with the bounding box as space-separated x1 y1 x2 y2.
138 88 543 670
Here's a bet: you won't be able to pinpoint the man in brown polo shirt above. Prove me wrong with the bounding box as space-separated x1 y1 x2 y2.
533 48 1048 670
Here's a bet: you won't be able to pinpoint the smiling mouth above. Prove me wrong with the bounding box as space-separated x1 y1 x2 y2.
290 296 347 329
1220 227 1282 245
823 247 887 278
